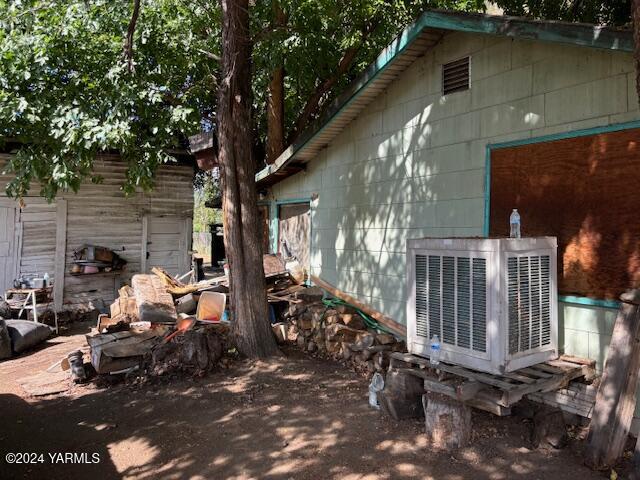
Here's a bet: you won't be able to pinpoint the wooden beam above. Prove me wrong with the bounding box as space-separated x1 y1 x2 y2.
141 216 149 273
310 274 406 337
585 289 640 470
53 199 67 311
632 434 640 480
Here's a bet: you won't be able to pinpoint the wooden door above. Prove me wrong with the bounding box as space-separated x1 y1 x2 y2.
0 203 17 295
142 216 192 277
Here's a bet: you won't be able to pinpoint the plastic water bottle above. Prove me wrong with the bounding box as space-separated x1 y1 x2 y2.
430 334 441 366
509 209 521 238
368 372 385 409
43 272 49 287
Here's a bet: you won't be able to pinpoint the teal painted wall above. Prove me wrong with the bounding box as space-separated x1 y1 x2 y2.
270 31 640 421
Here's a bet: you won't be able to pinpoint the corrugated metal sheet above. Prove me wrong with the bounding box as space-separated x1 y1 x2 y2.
0 154 194 307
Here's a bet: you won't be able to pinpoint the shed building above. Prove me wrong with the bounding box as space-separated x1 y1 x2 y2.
256 10 640 426
0 154 194 312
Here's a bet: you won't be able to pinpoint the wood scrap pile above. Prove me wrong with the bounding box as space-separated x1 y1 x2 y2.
86 269 229 377
275 286 406 375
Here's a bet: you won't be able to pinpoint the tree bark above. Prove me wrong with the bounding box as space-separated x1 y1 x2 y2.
633 0 640 109
265 1 286 164
266 66 285 164
218 0 279 358
288 17 381 144
123 0 142 73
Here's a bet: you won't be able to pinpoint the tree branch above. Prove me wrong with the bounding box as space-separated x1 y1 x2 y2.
197 48 221 62
288 16 381 144
123 0 142 73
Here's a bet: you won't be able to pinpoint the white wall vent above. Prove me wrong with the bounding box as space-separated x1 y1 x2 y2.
407 237 558 374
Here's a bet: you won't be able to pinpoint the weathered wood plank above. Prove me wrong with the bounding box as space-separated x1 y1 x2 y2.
53 199 67 311
586 290 640 470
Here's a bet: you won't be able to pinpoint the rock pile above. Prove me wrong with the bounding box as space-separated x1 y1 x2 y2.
279 288 406 375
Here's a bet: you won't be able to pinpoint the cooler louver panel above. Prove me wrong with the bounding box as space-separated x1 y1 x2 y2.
507 255 552 354
471 258 487 352
415 255 428 337
413 254 487 353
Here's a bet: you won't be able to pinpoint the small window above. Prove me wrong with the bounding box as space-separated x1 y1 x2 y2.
442 57 470 95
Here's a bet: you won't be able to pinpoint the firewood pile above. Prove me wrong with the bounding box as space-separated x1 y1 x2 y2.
275 287 406 375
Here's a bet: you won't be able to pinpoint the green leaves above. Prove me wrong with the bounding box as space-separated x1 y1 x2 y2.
0 0 217 200
4 0 623 202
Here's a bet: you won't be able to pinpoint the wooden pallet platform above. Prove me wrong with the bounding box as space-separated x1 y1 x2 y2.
390 352 596 416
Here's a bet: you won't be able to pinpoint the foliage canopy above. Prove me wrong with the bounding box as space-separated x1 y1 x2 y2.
0 0 632 200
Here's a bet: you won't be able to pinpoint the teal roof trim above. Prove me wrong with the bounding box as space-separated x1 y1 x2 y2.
421 10 632 52
256 10 633 186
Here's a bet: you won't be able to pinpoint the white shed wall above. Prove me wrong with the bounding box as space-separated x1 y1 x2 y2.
1 154 194 307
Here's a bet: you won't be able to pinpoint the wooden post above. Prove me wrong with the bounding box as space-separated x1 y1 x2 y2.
53 199 67 312
585 289 640 470
632 434 640 480
423 392 472 450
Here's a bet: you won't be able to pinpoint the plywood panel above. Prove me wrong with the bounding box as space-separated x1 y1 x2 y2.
278 203 311 269
490 128 640 300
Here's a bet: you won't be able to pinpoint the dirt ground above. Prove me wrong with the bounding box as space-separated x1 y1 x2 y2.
0 323 630 480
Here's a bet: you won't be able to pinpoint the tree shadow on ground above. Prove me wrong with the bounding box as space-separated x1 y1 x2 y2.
0 347 616 480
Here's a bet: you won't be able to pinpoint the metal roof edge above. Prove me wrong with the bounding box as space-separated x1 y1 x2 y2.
255 9 633 186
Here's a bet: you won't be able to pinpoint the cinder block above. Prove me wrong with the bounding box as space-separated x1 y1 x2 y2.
479 95 544 138
431 111 480 147
544 75 627 126
628 72 638 112
471 65 533 110
588 332 612 372
471 39 512 81
402 124 431 152
354 111 383 139
427 90 472 123
435 31 487 65
532 47 613 95
610 111 640 125
531 115 610 137
404 95 437 127
511 38 553 69
563 328 590 360
561 303 616 335
383 103 406 133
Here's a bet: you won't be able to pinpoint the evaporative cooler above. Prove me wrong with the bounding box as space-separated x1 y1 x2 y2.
406 237 558 375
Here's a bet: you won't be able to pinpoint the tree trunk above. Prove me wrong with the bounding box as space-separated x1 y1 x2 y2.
634 0 640 109
266 1 286 164
218 0 279 358
266 67 285 164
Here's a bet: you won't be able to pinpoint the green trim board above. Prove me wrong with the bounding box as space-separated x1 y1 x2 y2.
559 295 620 309
276 198 313 205
423 10 632 52
483 119 640 309
269 201 278 254
483 119 640 236
256 9 632 187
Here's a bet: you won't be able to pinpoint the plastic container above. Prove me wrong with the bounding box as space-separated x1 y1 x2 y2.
368 372 385 409
196 292 227 322
510 209 521 238
430 334 441 366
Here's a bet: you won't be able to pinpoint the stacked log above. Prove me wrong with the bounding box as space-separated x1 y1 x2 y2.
281 293 405 375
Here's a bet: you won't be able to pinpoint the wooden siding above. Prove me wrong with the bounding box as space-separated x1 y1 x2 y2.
0 154 194 307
